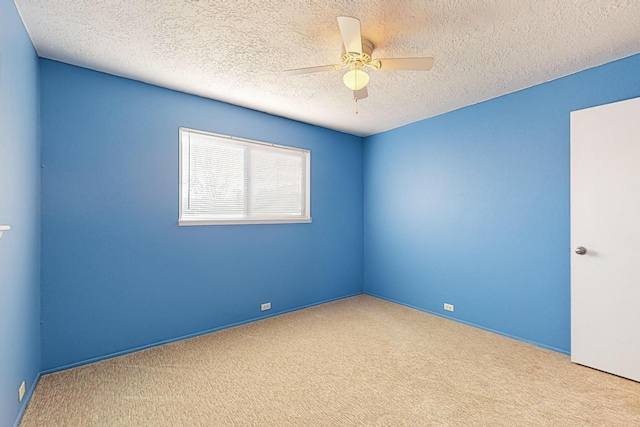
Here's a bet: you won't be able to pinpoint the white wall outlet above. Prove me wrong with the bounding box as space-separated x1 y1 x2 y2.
444 303 454 312
261 302 271 311
18 380 26 402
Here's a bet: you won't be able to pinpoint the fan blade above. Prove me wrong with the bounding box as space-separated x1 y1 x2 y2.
377 57 434 71
284 64 342 76
337 16 362 56
353 87 368 101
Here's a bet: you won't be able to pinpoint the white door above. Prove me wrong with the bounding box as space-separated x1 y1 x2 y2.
570 96 640 382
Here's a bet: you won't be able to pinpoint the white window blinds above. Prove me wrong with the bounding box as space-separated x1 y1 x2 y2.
179 128 311 225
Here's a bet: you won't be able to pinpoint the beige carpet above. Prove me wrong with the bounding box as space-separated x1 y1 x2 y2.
20 295 640 426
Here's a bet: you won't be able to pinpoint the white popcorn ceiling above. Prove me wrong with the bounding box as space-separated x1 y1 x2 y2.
14 0 640 137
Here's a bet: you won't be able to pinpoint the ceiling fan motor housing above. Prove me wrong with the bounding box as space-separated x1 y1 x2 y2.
341 39 374 66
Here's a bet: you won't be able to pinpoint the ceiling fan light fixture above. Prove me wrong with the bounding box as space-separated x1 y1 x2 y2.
283 16 434 102
343 68 369 90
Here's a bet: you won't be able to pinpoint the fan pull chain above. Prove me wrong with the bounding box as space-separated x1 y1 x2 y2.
355 99 359 114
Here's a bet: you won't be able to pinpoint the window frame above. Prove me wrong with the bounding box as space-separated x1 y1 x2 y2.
178 127 311 226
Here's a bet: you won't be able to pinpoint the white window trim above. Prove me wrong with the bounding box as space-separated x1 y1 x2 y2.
178 127 311 226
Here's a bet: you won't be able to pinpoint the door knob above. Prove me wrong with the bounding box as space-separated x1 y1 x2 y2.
575 246 587 255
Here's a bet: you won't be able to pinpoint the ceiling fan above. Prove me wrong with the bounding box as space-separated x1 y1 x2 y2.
285 16 434 103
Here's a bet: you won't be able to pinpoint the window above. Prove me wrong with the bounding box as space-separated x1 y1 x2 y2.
179 128 311 225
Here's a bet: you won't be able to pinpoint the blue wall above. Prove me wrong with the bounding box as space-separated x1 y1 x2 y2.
363 53 640 353
40 59 364 371
0 1 42 426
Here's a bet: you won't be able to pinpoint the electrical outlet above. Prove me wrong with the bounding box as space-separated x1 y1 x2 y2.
18 381 26 402
261 302 271 311
444 303 454 312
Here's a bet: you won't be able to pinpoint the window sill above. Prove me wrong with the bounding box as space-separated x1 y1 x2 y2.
0 225 10 238
178 218 312 226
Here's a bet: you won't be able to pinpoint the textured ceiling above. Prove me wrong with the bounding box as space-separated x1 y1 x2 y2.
14 0 640 137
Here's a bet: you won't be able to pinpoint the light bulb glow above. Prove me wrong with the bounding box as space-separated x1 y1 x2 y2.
343 69 369 90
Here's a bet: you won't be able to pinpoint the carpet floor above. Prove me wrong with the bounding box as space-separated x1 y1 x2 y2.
20 295 640 426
